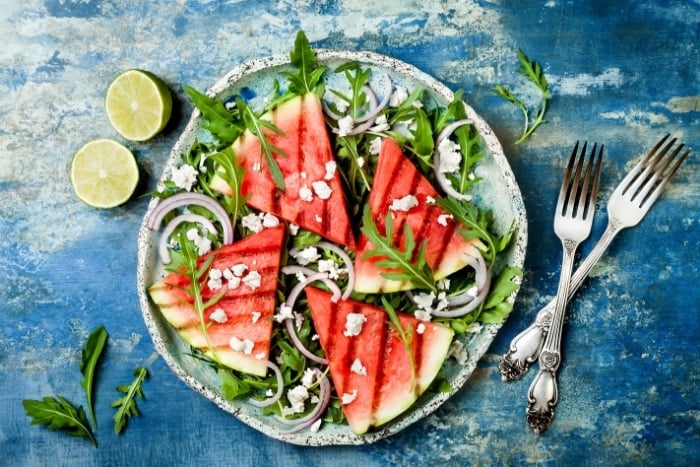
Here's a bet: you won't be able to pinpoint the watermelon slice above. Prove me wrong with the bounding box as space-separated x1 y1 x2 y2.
354 137 483 293
148 224 286 377
211 92 355 249
305 287 454 435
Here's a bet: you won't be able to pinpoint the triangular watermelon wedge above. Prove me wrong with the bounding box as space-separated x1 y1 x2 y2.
148 224 286 377
305 286 454 435
354 137 483 293
211 92 355 249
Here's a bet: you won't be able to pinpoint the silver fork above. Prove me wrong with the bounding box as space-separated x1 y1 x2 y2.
500 134 691 382
525 141 603 434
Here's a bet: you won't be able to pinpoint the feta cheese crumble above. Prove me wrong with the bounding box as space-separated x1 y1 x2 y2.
292 246 320 265
311 180 332 200
209 308 228 324
337 115 354 136
242 270 261 290
274 304 294 323
299 184 314 202
229 336 254 355
261 213 279 228
437 213 453 226
318 259 344 280
437 138 462 173
285 385 310 415
390 85 409 107
324 160 337 180
251 311 261 323
350 358 367 376
369 137 382 155
171 164 198 191
416 322 426 335
341 389 358 405
389 194 419 212
371 114 390 132
343 313 367 337
186 228 212 256
241 213 263 233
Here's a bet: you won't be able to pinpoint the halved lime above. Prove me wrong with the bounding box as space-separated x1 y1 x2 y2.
105 69 173 141
70 139 139 208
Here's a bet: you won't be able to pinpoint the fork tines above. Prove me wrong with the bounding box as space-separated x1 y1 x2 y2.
559 141 604 219
622 134 692 209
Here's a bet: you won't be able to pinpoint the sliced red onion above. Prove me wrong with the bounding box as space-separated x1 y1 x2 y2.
147 192 233 245
406 246 491 317
158 214 218 265
432 118 475 201
248 361 284 408
314 241 355 300
330 74 393 136
432 250 491 318
276 376 331 433
281 270 342 365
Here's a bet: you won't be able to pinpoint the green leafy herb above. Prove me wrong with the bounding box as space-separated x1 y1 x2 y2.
237 97 287 190
494 48 550 144
360 205 436 293
282 30 327 95
478 266 523 324
208 147 249 237
79 325 108 428
183 85 243 145
22 396 97 447
111 367 148 435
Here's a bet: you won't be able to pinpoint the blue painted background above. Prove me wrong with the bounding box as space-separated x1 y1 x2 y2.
1 1 698 465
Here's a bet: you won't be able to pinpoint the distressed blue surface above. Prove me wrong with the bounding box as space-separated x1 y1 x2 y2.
1 1 699 465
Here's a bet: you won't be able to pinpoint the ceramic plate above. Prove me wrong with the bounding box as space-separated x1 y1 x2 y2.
137 50 527 445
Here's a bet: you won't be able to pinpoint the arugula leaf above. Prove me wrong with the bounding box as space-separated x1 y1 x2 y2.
237 97 287 190
183 85 243 144
111 367 148 435
22 396 97 447
360 205 436 293
208 147 249 236
478 266 523 324
282 30 327 95
494 48 551 144
79 325 108 428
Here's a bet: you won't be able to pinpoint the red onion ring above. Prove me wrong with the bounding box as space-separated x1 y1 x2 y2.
312 241 355 300
275 375 331 433
158 214 218 265
248 360 284 408
146 192 233 245
405 246 491 317
280 270 342 365
329 74 393 136
432 118 475 201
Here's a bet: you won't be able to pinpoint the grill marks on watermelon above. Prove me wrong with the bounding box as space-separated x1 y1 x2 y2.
148 224 286 377
305 287 454 435
354 137 482 293
213 92 355 249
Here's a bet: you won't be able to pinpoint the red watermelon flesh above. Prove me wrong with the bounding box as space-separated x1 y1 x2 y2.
210 92 355 249
305 286 454 434
148 224 286 377
354 137 483 293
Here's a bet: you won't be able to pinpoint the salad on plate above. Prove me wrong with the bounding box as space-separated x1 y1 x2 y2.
137 31 526 445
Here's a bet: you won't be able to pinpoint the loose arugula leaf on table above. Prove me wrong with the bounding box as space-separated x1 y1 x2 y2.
79 325 108 428
22 396 97 447
111 367 148 435
360 206 437 293
494 48 551 144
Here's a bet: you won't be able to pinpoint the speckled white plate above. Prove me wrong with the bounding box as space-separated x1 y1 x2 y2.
137 50 527 446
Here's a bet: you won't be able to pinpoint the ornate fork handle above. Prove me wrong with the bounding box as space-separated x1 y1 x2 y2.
499 221 622 381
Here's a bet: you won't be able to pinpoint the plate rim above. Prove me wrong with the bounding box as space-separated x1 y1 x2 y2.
137 49 527 446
